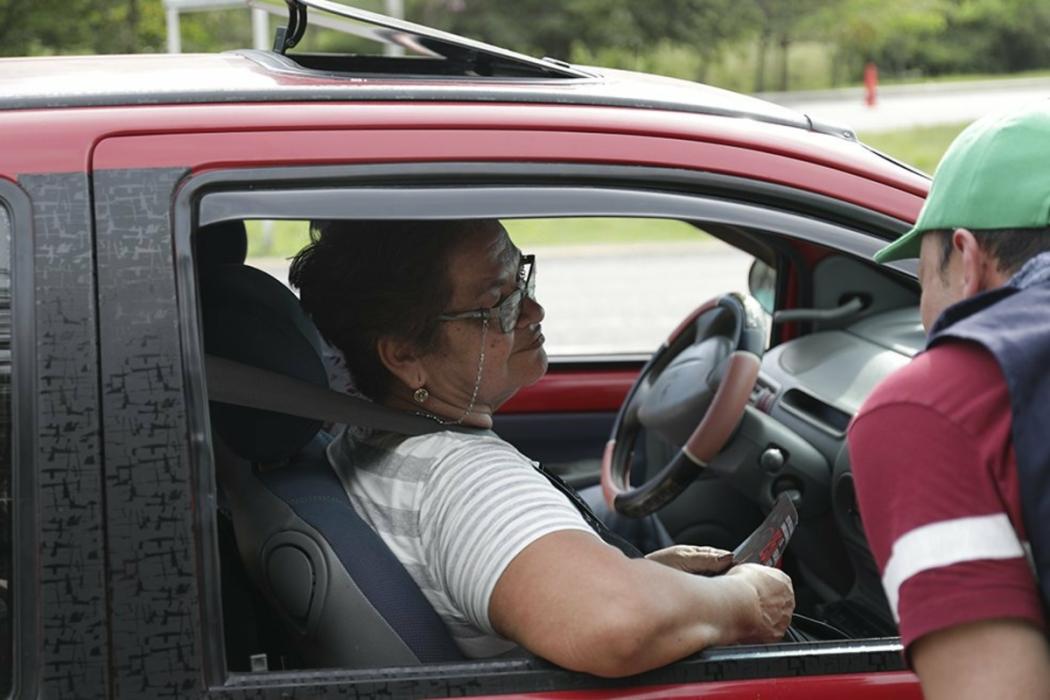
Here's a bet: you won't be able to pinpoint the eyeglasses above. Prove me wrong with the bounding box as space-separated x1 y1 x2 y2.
438 254 535 334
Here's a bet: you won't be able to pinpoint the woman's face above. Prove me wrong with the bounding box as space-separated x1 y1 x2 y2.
418 222 547 424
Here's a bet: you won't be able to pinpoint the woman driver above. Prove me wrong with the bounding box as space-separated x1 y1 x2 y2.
289 218 793 677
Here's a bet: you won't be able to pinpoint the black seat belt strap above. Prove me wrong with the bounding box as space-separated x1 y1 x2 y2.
206 353 642 557
532 463 643 559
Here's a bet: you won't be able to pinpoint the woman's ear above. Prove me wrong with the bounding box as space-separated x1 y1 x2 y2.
376 335 426 390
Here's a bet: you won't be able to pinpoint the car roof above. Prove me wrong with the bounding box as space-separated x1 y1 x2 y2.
0 50 843 136
0 0 839 137
0 1 927 202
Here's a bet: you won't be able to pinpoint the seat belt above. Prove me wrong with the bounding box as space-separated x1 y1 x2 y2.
205 355 456 437
205 354 643 557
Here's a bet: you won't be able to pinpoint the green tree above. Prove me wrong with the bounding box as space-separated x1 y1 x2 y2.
943 0 1050 73
8 0 1050 89
411 0 635 60
625 0 753 80
810 0 948 84
750 0 826 91
411 0 752 81
814 0 1050 81
1 0 165 56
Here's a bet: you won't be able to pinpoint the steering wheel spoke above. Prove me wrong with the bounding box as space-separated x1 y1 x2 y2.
692 311 720 343
706 353 731 391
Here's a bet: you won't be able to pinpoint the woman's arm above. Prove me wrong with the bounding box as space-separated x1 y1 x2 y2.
489 530 793 678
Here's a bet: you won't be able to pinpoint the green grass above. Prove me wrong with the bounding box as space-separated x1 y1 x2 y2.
708 41 836 93
244 218 708 258
859 122 971 174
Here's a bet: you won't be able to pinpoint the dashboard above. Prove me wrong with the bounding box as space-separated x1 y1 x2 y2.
737 304 925 635
760 307 925 461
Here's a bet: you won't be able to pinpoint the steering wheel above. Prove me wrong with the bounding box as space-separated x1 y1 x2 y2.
601 292 766 518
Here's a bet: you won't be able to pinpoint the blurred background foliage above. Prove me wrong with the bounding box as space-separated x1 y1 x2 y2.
2 0 1049 92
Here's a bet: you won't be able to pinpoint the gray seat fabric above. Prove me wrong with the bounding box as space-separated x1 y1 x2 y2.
199 257 463 668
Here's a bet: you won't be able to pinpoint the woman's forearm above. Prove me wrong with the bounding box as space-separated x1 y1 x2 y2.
490 532 794 678
584 558 788 676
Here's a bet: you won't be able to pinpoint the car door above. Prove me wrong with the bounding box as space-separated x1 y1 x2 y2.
86 104 923 698
1 146 110 698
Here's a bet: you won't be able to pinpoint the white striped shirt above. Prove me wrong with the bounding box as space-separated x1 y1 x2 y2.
327 428 596 658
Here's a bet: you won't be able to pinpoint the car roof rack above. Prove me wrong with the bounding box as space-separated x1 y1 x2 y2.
269 0 593 80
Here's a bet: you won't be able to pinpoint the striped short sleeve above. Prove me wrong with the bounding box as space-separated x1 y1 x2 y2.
419 436 596 636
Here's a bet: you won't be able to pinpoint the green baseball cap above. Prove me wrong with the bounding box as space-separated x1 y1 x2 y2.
874 101 1050 263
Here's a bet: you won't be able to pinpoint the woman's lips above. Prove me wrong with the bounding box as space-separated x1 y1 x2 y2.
520 329 545 351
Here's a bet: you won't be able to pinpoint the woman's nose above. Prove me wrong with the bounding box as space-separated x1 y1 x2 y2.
518 295 544 327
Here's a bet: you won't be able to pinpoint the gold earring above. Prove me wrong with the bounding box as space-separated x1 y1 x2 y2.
413 387 429 404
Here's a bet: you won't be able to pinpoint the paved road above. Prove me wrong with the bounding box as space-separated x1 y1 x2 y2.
253 241 755 357
536 243 753 355
762 76 1050 133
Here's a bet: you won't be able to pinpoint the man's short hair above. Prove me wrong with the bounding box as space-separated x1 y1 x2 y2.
938 227 1050 276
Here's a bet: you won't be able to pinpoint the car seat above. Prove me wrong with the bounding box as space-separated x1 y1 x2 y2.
196 223 463 669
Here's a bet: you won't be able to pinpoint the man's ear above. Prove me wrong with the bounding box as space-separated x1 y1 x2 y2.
376 336 426 390
954 228 1008 297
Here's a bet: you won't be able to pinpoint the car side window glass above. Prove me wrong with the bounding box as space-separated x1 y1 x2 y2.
0 204 12 694
504 218 755 355
205 213 761 675
242 217 757 356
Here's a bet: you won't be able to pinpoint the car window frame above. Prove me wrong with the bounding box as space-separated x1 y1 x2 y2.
172 162 915 695
0 178 39 700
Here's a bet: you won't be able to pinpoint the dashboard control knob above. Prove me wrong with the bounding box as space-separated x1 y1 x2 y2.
761 447 786 473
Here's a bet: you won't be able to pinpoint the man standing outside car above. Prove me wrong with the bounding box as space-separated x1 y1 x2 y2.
849 102 1050 699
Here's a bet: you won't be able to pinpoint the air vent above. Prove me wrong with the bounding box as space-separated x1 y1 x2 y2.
781 389 851 434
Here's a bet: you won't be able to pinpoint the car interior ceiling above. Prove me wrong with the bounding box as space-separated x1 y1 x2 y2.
194 215 910 672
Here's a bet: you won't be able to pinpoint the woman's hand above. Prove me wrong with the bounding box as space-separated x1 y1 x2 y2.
723 563 795 642
645 545 734 575
646 548 794 643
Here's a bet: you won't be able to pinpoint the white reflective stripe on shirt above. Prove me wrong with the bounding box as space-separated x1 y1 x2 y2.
882 513 1025 622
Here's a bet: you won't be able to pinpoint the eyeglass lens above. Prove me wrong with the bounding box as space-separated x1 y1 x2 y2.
500 257 535 333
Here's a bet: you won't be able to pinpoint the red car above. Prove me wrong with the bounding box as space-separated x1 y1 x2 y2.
0 1 929 697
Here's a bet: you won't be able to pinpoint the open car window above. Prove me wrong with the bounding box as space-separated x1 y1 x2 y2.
200 210 772 676
174 170 914 690
242 217 757 357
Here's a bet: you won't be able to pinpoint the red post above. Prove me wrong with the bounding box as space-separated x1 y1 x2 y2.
864 62 878 108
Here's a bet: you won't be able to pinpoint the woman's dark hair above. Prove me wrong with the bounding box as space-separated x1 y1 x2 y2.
289 219 491 401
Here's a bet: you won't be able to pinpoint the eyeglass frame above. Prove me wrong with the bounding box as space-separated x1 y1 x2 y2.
437 254 536 334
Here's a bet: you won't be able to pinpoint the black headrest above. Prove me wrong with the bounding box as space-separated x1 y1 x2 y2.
197 220 249 267
200 264 328 463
